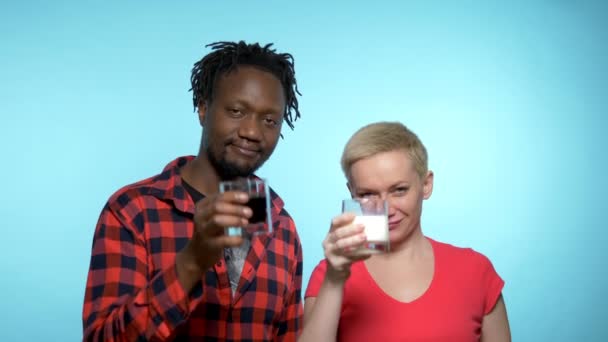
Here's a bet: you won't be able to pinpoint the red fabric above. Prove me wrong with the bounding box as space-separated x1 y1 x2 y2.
82 156 303 341
305 238 504 342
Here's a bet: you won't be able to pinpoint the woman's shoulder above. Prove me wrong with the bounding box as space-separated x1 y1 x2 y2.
428 236 494 269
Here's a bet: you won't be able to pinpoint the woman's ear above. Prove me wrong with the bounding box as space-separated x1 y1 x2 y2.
423 170 434 200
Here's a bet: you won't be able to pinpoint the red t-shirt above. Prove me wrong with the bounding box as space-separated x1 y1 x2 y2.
304 238 504 342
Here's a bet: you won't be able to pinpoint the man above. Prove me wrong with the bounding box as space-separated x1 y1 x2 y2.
82 41 303 341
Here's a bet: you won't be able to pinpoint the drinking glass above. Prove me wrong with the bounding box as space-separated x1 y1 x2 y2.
219 178 272 236
341 198 389 253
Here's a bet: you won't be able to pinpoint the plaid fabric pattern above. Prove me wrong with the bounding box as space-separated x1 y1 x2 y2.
82 156 303 341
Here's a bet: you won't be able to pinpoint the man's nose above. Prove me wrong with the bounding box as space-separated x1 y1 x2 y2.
238 114 262 141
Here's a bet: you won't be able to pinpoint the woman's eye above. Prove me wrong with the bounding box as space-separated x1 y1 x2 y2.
393 187 409 195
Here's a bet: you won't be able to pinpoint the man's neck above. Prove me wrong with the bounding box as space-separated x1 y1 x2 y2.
180 155 220 197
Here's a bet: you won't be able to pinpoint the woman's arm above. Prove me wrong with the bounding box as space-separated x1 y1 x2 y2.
299 279 346 342
481 294 511 342
298 213 370 342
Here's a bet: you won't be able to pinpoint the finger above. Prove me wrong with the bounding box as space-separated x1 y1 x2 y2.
331 223 365 242
329 212 356 231
195 191 248 212
194 210 248 237
324 236 344 256
210 200 252 219
326 234 364 258
217 190 250 204
335 232 367 251
205 215 248 232
346 253 373 261
195 199 251 232
210 235 245 249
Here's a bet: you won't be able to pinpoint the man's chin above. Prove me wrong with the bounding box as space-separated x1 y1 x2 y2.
208 152 266 180
217 163 261 180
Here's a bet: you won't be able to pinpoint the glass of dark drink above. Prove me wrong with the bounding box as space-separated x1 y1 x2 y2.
219 178 272 236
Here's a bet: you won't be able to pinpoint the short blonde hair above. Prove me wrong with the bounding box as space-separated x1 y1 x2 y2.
341 121 428 180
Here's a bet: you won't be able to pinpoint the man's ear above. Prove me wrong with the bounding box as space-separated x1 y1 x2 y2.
197 102 208 127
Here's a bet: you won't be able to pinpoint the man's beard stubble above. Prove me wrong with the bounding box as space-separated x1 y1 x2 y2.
207 146 264 181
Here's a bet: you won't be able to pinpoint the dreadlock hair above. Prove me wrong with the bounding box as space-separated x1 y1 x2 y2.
190 41 301 130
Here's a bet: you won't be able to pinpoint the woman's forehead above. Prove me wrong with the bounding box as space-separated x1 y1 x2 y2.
349 151 418 188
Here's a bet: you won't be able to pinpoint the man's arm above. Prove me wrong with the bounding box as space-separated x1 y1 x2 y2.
275 234 304 341
82 204 201 342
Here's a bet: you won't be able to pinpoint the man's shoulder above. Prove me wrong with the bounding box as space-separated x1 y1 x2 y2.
106 174 163 206
268 186 285 211
266 186 302 250
105 156 193 210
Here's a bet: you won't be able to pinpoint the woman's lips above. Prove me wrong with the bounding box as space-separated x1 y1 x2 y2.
388 219 402 230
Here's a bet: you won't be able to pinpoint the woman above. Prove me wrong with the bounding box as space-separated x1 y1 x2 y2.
300 122 511 341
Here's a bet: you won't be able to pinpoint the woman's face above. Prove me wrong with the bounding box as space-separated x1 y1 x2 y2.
348 149 433 245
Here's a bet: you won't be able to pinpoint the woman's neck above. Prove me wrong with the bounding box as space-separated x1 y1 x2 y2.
377 228 430 262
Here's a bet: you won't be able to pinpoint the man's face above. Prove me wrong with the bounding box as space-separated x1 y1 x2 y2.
199 65 285 180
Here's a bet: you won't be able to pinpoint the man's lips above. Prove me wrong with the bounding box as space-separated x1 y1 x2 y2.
230 144 260 158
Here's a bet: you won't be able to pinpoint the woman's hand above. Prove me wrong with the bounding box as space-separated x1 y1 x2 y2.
323 212 373 282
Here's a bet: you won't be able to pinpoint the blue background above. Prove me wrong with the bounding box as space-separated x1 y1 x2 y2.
1 1 607 340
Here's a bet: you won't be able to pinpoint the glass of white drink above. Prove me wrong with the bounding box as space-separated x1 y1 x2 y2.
341 198 389 254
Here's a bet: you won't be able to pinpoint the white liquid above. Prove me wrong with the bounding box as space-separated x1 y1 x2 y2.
354 215 389 242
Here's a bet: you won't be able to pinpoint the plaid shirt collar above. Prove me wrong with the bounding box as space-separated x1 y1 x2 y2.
147 155 285 215
139 155 195 214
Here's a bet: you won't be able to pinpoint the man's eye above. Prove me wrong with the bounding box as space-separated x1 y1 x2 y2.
264 118 278 127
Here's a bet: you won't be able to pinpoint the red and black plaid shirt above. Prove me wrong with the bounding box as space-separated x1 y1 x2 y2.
82 156 303 341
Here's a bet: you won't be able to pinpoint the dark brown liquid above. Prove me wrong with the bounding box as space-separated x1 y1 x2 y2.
247 196 267 223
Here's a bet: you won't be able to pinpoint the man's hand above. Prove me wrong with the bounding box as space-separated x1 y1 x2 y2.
176 191 251 291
